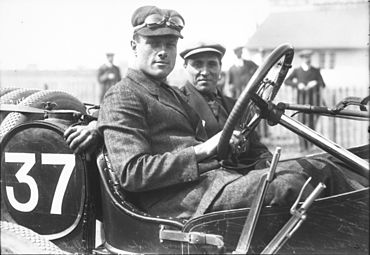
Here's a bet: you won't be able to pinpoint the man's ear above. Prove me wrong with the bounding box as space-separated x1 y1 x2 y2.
131 40 137 53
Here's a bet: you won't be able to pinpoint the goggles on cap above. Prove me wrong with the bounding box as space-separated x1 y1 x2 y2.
134 14 184 32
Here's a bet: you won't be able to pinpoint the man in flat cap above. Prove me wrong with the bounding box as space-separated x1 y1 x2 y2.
97 52 122 102
179 41 272 170
227 46 258 99
285 50 326 151
66 6 362 220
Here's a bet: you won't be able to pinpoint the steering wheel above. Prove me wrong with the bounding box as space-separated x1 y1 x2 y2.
218 44 294 160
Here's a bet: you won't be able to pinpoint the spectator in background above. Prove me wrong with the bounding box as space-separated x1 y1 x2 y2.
227 46 258 98
285 50 326 151
97 53 122 102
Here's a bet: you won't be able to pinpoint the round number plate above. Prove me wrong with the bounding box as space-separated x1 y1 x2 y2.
1 121 86 239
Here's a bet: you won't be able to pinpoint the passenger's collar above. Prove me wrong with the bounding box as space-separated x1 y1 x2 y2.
200 88 222 102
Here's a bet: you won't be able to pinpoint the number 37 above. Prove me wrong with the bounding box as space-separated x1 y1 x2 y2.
4 152 75 215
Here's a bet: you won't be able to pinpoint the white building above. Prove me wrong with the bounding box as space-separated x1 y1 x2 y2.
245 0 369 88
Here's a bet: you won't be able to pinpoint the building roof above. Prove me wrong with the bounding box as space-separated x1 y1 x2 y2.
246 3 368 50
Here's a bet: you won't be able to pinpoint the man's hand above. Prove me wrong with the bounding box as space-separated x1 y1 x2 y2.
229 130 248 154
107 73 116 80
306 80 318 90
64 120 102 155
194 132 221 162
297 83 305 90
194 130 244 162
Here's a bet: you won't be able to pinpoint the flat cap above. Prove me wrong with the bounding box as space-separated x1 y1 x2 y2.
233 46 244 53
298 50 313 57
131 5 185 38
180 41 226 59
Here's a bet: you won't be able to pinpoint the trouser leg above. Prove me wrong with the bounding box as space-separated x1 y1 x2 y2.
208 156 362 213
208 166 312 211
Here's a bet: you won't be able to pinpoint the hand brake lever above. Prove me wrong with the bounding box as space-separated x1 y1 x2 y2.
233 147 281 254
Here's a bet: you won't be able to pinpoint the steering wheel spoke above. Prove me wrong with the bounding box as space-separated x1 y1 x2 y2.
218 44 294 160
240 113 261 136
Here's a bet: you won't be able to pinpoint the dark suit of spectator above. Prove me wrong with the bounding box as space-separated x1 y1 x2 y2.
97 53 121 102
285 50 326 151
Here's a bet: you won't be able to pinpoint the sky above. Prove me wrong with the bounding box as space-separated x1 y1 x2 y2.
0 0 270 70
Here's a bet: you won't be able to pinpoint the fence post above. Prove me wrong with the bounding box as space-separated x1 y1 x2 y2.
330 89 337 143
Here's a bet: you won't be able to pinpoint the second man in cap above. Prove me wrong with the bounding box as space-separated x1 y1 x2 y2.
179 41 272 169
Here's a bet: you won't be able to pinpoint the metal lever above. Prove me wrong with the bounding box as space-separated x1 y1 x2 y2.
261 179 326 254
233 147 281 254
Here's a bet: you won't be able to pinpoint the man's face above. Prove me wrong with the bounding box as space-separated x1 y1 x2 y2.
184 52 221 96
301 55 311 65
107 55 114 63
131 35 178 80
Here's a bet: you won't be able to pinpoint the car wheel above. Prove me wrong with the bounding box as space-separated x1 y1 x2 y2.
1 221 68 254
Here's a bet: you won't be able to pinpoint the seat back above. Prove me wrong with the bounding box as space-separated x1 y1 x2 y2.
96 148 185 254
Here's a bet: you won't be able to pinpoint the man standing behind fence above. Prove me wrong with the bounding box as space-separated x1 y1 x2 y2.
227 46 258 99
285 50 326 151
97 52 122 103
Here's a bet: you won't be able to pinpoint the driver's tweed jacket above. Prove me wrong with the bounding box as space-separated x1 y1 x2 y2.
98 68 243 219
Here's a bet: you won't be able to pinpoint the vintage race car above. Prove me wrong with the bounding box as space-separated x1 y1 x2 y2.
1 44 368 254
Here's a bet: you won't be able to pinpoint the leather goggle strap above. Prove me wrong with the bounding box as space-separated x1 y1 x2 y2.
133 14 184 32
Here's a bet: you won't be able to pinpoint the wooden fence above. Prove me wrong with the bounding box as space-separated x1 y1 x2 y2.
0 69 100 104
